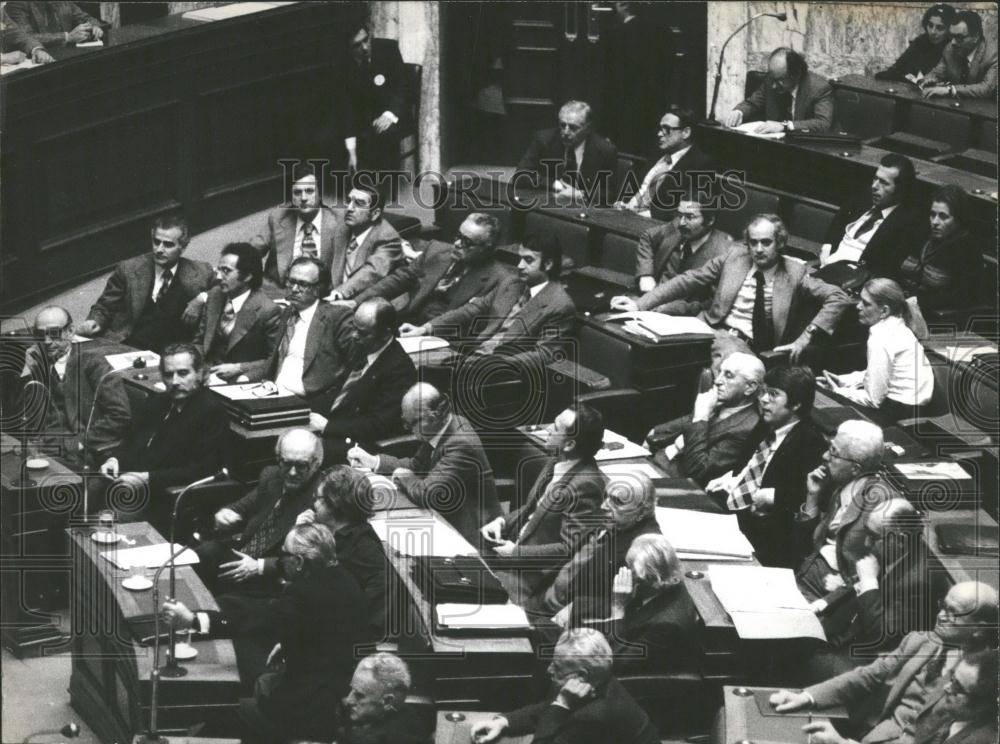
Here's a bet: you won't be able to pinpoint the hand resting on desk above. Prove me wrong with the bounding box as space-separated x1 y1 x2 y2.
769 689 812 712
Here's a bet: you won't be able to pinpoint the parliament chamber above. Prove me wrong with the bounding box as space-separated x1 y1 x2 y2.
1 2 998 744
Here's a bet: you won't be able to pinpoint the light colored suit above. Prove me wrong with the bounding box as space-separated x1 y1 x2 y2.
926 38 998 99
328 217 402 299
258 204 338 298
735 70 835 131
193 286 282 366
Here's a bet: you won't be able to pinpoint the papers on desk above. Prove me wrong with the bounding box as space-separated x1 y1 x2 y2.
211 382 284 401
105 350 159 371
397 335 450 354
183 2 292 22
1 58 38 75
436 602 530 630
655 507 754 560
370 512 478 557
893 461 972 480
76 40 104 48
709 565 826 641
101 543 199 570
733 122 786 139
606 311 714 340
940 345 998 364
598 462 663 479
596 429 650 461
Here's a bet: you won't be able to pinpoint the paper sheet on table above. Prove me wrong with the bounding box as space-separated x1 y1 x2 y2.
941 345 997 364
709 565 826 640
370 514 477 556
894 461 971 480
76 40 104 47
105 350 159 371
728 609 826 640
596 429 650 461
734 123 787 139
101 543 199 569
655 507 754 559
211 382 288 401
1 59 38 75
364 474 420 511
398 336 450 354
436 603 529 629
599 462 663 479
606 311 714 337
183 2 291 22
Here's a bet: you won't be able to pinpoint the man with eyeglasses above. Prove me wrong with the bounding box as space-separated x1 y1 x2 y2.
19 305 78 438
726 47 833 134
921 10 997 99
910 649 997 744
769 581 999 744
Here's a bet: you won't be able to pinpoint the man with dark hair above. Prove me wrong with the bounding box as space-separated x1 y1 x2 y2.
97 342 231 529
194 242 282 382
910 649 998 744
356 212 518 325
922 10 997 99
309 298 417 463
727 47 834 133
821 154 920 277
77 215 213 351
482 403 608 602
326 184 403 302
707 365 827 568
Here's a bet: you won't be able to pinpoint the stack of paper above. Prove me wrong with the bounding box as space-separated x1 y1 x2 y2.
709 565 826 640
101 543 199 570
655 507 754 560
606 311 714 339
397 336 450 354
436 602 529 630
370 511 477 557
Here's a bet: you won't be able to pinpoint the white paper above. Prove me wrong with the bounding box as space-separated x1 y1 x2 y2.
1 59 39 75
655 507 754 559
211 382 294 401
598 462 663 479
606 311 714 337
709 565 826 641
734 123 787 139
894 462 971 480
728 609 826 640
183 2 291 22
105 350 159 371
436 602 529 629
75 40 104 48
596 429 650 461
370 511 477 557
940 345 997 364
101 543 199 570
397 336 450 354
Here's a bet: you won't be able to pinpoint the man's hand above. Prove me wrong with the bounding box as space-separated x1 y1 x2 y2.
308 412 329 433
471 716 509 743
750 120 785 134
346 149 358 173
610 296 639 312
214 507 242 530
804 465 829 515
347 445 378 470
774 336 810 364
67 23 92 43
769 689 811 712
726 109 745 128
556 677 596 709
2 51 26 64
32 48 55 64
481 516 506 544
691 387 719 422
817 371 839 390
90 24 104 40
492 540 517 557
182 292 207 325
295 508 316 527
638 276 657 294
751 487 776 513
161 599 195 630
399 323 428 338
372 111 397 133
391 467 415 486
76 319 101 337
922 86 950 99
100 457 120 478
803 721 848 744
855 554 880 586
219 550 259 582
612 565 633 614
211 363 244 382
823 573 847 593
325 290 346 302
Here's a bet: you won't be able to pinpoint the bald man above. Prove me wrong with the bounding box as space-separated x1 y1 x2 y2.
349 383 501 545
647 352 765 487
771 581 1000 744
19 306 76 437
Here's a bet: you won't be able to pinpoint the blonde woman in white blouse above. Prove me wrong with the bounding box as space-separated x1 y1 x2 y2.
820 278 934 417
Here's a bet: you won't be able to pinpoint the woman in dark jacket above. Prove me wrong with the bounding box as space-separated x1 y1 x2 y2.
875 4 955 82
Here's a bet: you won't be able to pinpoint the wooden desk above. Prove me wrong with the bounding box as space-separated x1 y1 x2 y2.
720 685 840 744
68 522 240 743
434 710 531 744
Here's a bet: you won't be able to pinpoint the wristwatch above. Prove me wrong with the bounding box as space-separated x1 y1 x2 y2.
804 323 818 335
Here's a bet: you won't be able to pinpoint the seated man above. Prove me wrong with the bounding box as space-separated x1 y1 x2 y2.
348 382 502 546
77 215 213 351
355 212 518 326
5 1 102 49
821 153 919 277
338 652 431 744
309 298 416 464
470 628 659 744
193 242 281 383
516 100 619 206
19 306 76 438
325 184 403 302
401 232 575 366
921 10 998 99
909 649 997 744
706 365 827 568
98 343 231 530
244 257 358 412
634 192 733 296
647 351 764 487
769 581 999 744
1 6 53 63
612 214 852 363
726 47 834 133
481 403 607 602
615 105 717 221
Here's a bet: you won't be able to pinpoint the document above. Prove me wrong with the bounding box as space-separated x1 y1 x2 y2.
211 382 288 400
893 461 971 480
398 335 450 354
606 311 714 337
436 603 530 629
183 2 292 22
655 507 755 559
709 565 826 641
734 122 787 139
105 350 159 371
101 543 199 570
596 429 650 461
370 511 477 557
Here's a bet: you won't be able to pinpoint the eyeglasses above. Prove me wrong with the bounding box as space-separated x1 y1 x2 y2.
827 444 862 466
758 387 784 400
658 124 682 134
454 234 481 249
937 598 975 621
285 278 319 290
278 457 314 471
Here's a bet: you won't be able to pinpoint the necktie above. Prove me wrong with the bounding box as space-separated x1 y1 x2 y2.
479 288 531 354
329 362 366 413
561 147 579 188
147 404 179 448
728 432 776 510
435 260 463 294
924 647 946 683
679 240 693 265
243 495 286 558
780 90 793 120
154 269 173 304
751 270 773 351
220 299 236 338
958 55 970 83
345 237 360 275
852 208 882 240
277 311 299 364
300 222 318 258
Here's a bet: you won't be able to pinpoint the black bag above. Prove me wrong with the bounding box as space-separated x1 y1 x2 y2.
410 556 509 604
811 260 871 293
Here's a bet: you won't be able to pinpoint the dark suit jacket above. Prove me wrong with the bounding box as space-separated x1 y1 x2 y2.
19 344 71 434
825 201 920 278
86 254 213 348
649 144 719 221
5 1 97 47
517 129 619 205
635 223 733 314
357 241 519 323
875 35 948 82
914 698 997 744
638 248 852 346
335 704 431 744
609 583 699 675
321 338 416 446
736 418 828 569
257 204 339 298
655 404 762 487
898 230 981 313
193 287 282 368
377 414 502 546
927 38 998 98
329 217 403 299
736 71 834 131
1 6 42 54
504 676 659 744
346 37 408 135
335 521 389 639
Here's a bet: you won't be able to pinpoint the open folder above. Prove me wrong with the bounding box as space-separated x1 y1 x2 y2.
709 565 826 641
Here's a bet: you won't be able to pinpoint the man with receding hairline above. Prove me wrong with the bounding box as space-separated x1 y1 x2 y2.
727 47 834 133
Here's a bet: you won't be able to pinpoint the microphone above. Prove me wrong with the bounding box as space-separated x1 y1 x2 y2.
706 11 789 124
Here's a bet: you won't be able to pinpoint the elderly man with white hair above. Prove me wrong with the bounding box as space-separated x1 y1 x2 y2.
471 628 659 744
647 351 765 487
337 652 430 744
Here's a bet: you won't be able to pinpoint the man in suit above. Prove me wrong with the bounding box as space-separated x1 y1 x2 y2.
634 194 733 298
309 298 417 464
922 11 998 99
193 242 281 383
19 306 76 439
338 653 432 744
344 24 409 173
616 105 717 220
646 351 764 486
255 167 339 299
471 628 659 744
402 232 575 366
612 214 852 363
5 1 102 48
706 365 827 568
769 581 999 744
98 343 231 530
77 215 213 351
481 403 608 602
244 257 357 412
348 382 502 547
325 184 402 302
517 100 619 206
1 6 52 63
726 47 834 133
821 154 919 277
908 650 998 744
356 212 518 325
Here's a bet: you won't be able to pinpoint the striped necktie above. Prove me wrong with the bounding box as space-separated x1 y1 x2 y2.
154 269 173 303
728 432 776 510
300 222 318 258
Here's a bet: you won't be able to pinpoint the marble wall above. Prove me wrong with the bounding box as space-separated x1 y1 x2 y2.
706 1 998 118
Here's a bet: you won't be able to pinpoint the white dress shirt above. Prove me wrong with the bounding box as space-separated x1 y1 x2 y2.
835 315 934 408
275 300 319 396
822 203 898 265
724 264 776 341
627 145 691 216
293 211 324 260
